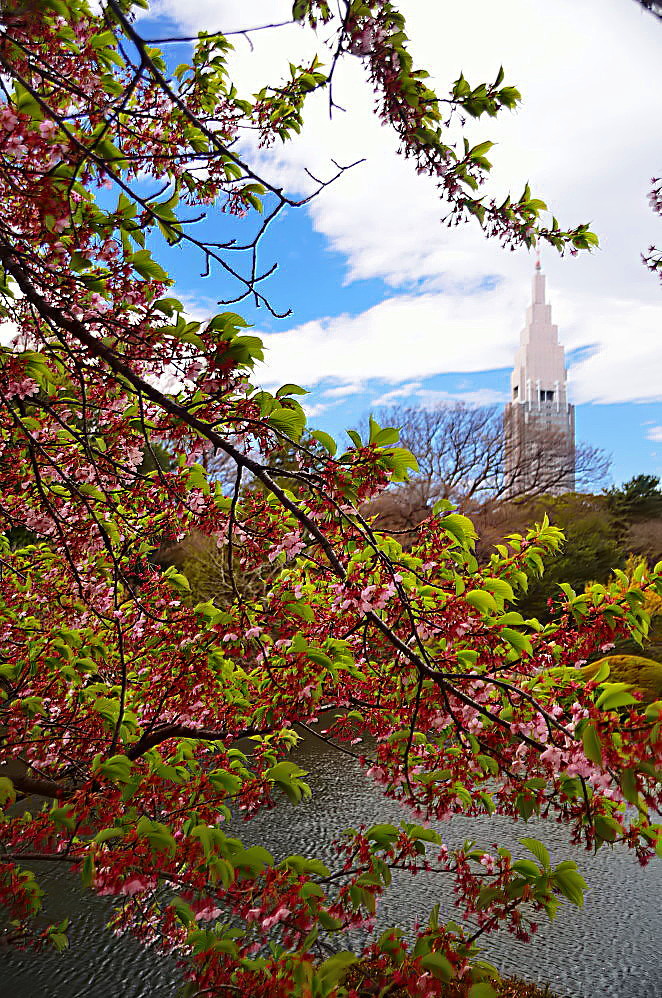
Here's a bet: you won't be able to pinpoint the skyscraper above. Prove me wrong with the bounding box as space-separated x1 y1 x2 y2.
503 262 575 496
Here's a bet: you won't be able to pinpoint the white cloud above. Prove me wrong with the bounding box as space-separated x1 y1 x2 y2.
321 381 368 399
567 297 662 404
370 382 423 406
254 280 660 405
156 0 662 405
255 284 522 389
300 400 331 419
371 383 509 409
647 426 662 443
415 387 510 408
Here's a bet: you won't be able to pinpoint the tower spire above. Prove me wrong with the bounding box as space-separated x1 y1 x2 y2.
503 264 575 495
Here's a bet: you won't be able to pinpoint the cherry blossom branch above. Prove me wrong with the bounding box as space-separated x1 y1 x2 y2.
0 251 347 579
126 723 272 760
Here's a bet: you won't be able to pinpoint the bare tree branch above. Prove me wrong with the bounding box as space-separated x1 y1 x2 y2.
363 402 610 531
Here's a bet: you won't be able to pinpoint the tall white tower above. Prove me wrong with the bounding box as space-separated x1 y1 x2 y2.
504 262 575 496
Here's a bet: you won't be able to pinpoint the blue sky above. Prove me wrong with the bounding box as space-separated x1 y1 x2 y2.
161 197 661 488
145 0 662 489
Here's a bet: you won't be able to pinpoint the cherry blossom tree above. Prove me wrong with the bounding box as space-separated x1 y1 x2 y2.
0 2 659 996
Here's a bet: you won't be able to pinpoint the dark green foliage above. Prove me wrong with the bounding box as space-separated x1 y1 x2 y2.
479 480 662 624
3 525 40 551
157 530 274 605
607 474 662 520
500 494 626 622
137 441 175 476
605 474 662 569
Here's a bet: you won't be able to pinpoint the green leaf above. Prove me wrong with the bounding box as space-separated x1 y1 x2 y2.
268 404 306 440
366 823 400 848
136 816 176 857
94 754 133 784
95 136 126 165
265 760 311 804
50 805 75 831
90 30 118 51
582 723 602 765
476 886 502 910
469 141 494 158
620 768 638 805
373 427 400 447
465 589 498 614
193 600 224 627
482 577 514 602
594 814 621 845
588 661 611 684
596 683 637 711
208 769 243 795
420 951 454 983
13 81 42 118
163 566 191 593
501 628 532 655
318 911 343 931
468 984 498 998
368 415 382 444
645 700 662 720
382 447 418 482
287 599 315 622
404 824 443 844
169 897 195 926
190 823 214 858
47 927 69 952
80 854 96 888
512 859 540 879
519 837 550 869
232 845 273 874
129 249 170 283
306 648 332 669
153 296 183 317
315 952 358 992
207 311 250 334
553 867 587 906
0 776 16 806
94 827 124 844
70 251 93 272
515 792 537 819
442 513 477 547
311 430 337 457
276 383 309 398
282 855 331 877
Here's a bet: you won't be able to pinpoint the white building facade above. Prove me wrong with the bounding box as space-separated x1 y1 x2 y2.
504 263 575 496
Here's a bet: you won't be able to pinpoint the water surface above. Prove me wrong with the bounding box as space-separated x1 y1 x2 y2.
2 730 660 997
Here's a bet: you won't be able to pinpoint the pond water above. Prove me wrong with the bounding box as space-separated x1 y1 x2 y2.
2 728 661 998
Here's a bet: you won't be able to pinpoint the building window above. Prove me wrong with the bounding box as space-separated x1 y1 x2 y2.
513 386 518 399
539 389 555 402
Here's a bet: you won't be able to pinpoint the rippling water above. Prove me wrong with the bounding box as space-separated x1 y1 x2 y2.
3 729 661 998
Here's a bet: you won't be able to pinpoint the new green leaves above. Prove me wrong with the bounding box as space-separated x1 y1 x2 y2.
265 760 312 804
582 723 603 765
